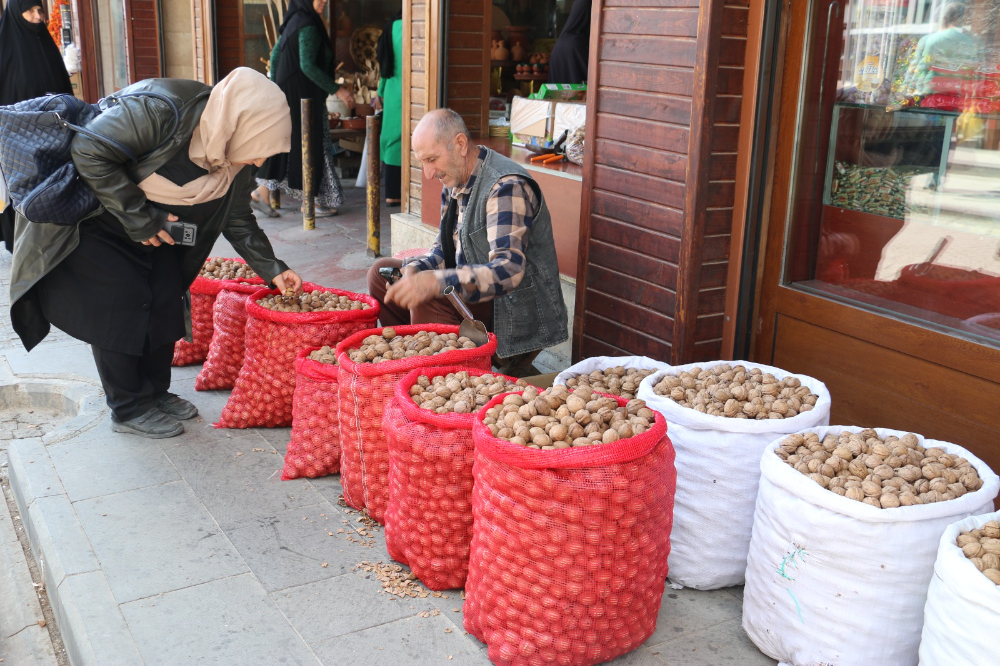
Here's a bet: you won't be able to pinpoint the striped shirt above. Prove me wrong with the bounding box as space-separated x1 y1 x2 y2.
404 147 540 303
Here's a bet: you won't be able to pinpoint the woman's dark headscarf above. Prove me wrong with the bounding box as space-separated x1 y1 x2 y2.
0 0 73 106
548 0 593 85
274 0 332 85
376 10 403 80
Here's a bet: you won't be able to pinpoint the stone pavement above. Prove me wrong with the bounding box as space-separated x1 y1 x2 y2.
1 188 777 665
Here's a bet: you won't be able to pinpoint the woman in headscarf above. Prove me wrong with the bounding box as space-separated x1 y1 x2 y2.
0 0 74 252
374 11 403 206
548 0 593 85
9 68 304 439
252 0 353 218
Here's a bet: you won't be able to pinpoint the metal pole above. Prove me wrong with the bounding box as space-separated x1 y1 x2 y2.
301 98 315 231
366 113 381 258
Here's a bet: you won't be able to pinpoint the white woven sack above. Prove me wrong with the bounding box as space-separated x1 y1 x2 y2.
553 355 669 389
918 511 1000 666
636 361 831 589
743 426 1000 666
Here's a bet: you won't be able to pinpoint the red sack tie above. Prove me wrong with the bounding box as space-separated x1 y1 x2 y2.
383 366 525 590
194 277 266 390
172 258 243 366
464 391 676 666
281 347 341 479
216 284 379 429
335 324 498 524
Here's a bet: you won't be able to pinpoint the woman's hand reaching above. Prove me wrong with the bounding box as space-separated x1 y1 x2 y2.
273 269 303 295
143 214 178 246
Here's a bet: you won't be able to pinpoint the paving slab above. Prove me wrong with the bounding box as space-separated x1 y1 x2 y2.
48 425 181 501
271 570 438 644
54 570 144 666
121 573 321 666
651 618 777 666
644 587 744 647
74 480 248 603
0 506 57 666
7 437 66 509
25 495 100 590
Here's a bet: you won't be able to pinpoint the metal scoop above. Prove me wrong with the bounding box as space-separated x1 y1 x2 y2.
443 285 489 347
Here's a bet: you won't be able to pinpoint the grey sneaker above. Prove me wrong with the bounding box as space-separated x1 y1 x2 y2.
156 393 199 420
111 408 184 438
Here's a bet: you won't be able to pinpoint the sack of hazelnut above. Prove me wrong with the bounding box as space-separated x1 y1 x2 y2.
464 385 677 666
280 346 342 480
173 257 257 367
216 284 379 429
636 361 831 590
553 355 669 400
382 366 528 590
335 325 498 524
195 277 266 390
919 511 1000 664
744 426 1000 666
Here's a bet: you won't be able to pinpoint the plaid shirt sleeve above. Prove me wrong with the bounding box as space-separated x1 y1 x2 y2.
432 175 539 303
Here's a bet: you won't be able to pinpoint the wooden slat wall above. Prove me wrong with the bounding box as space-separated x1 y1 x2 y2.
574 0 750 364
406 0 428 213
192 0 206 83
215 0 244 79
126 0 163 81
445 0 488 135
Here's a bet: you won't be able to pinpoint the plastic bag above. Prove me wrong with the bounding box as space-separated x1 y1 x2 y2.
280 347 341 479
464 391 676 666
383 366 524 590
336 325 497 524
637 361 831 590
743 426 1000 666
918 511 1000 666
216 284 379 429
194 277 265 390
565 125 585 166
172 259 242 366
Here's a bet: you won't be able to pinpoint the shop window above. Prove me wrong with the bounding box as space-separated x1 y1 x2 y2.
332 0 401 74
784 0 1000 347
97 0 129 93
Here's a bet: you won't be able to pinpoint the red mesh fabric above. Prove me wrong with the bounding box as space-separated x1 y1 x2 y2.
172 257 244 367
335 325 498 524
216 284 379 429
463 392 676 666
383 366 524 590
194 277 266 390
281 347 341 479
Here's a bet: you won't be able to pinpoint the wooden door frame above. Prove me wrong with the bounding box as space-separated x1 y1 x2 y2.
402 0 443 214
74 0 102 101
192 0 215 84
125 0 164 82
750 0 1000 382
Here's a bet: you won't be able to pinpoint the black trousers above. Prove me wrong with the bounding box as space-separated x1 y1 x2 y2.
92 340 174 422
385 164 402 201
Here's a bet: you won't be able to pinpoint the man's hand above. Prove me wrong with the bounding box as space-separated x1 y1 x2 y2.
386 271 440 310
144 214 177 246
336 86 355 111
273 269 304 295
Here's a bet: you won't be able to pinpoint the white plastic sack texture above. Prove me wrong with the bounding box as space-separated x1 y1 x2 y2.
553 355 669 389
918 510 1000 666
743 426 1000 666
636 361 831 590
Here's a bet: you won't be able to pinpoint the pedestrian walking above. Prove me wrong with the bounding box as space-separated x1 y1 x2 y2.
8 68 304 438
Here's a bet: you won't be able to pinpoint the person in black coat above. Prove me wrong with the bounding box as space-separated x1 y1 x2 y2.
548 0 593 85
0 0 74 252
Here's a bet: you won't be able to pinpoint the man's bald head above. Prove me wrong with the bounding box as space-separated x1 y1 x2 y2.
414 109 471 151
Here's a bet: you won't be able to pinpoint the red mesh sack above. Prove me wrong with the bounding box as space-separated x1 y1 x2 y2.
336 325 497 524
281 347 341 479
464 392 676 666
383 366 524 590
172 259 241 366
216 284 379 429
194 277 266 390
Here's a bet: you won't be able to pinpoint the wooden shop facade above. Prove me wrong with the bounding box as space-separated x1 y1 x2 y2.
397 0 1000 474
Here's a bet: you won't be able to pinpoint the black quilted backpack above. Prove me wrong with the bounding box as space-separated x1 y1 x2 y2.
0 92 178 225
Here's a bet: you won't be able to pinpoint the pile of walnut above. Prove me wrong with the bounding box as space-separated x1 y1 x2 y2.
348 328 477 364
308 346 338 365
200 258 258 280
563 366 657 400
410 372 528 414
483 385 656 450
776 430 985 508
653 364 818 419
257 291 370 313
958 521 1000 585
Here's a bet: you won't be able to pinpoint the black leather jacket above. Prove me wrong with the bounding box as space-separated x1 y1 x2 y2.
9 78 289 351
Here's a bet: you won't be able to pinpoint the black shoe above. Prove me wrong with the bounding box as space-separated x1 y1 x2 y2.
156 393 199 420
111 408 184 438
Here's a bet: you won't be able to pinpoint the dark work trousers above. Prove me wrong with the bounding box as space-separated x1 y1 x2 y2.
384 164 402 201
91 340 174 422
